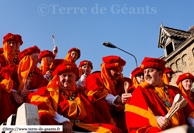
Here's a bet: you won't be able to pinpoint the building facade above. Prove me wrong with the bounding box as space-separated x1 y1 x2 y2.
158 23 194 86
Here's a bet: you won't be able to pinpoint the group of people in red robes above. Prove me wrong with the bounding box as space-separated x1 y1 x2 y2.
1 33 194 133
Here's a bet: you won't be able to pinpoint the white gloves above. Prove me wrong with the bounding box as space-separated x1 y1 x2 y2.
76 74 87 88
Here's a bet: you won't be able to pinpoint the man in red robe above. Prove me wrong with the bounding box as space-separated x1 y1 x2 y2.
176 73 194 127
128 66 144 93
76 60 93 94
0 33 23 123
0 33 23 67
64 48 80 63
49 48 81 81
9 45 48 105
162 67 174 85
28 62 122 133
85 55 132 133
39 50 56 81
125 57 194 133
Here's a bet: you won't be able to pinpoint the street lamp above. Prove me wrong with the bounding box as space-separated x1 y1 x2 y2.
103 41 138 67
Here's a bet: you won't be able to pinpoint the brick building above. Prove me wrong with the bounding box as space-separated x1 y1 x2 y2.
158 23 194 86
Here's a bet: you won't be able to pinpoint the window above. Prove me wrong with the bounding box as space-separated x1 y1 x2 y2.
166 42 174 55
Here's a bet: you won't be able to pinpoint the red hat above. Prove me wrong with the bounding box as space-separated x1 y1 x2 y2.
131 67 143 79
102 55 126 68
68 48 81 59
52 63 78 76
39 50 55 61
78 60 93 69
3 33 17 44
164 67 174 74
15 34 23 45
176 73 194 85
140 57 166 71
19 45 40 60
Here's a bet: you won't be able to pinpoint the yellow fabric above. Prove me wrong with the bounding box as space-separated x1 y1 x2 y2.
139 82 150 88
133 76 139 88
87 88 109 103
68 100 79 119
17 55 33 94
154 85 180 127
39 57 48 75
47 75 60 111
125 104 160 129
74 97 87 120
76 123 112 133
0 78 13 93
136 126 152 133
162 73 169 85
178 82 191 99
47 75 87 119
64 53 71 63
49 61 54 70
30 95 56 117
67 97 87 120
101 63 116 96
3 42 14 65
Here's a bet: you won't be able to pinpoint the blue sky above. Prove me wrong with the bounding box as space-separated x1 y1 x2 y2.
1 0 194 77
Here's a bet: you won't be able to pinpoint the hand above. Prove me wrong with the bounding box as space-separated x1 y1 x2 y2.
12 92 24 105
121 93 132 104
46 70 52 79
114 96 122 105
80 74 87 82
156 116 170 129
53 46 58 55
62 121 73 133
20 89 30 98
23 78 30 90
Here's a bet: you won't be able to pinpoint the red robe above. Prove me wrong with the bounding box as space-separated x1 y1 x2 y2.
0 66 18 124
0 86 17 123
7 64 48 102
0 53 20 67
8 65 48 90
128 86 137 93
27 86 122 133
85 71 131 133
179 91 194 121
125 84 194 133
0 64 47 123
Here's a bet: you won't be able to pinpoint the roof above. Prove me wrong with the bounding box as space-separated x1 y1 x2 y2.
164 26 191 39
188 25 194 34
158 23 191 48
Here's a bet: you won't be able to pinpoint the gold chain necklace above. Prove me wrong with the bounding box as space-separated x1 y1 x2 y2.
27 70 35 90
13 53 18 64
61 91 77 101
153 85 172 107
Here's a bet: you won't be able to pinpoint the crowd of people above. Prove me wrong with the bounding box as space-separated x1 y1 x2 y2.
0 33 194 133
